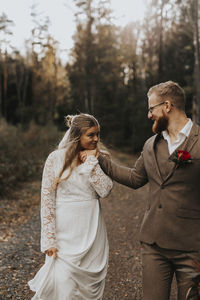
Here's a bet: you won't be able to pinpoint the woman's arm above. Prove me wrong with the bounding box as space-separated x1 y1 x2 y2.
87 156 113 198
40 152 57 254
80 154 113 198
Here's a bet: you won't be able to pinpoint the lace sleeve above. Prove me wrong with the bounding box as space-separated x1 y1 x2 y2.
40 152 57 253
85 156 113 198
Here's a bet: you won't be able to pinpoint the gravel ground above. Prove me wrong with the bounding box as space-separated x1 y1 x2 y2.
0 151 177 300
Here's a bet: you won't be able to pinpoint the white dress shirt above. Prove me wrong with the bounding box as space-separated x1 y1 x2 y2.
162 118 193 155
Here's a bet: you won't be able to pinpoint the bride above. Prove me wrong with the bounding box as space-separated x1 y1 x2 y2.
28 113 113 300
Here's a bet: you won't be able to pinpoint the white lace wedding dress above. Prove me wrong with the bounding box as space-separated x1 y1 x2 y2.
28 149 113 300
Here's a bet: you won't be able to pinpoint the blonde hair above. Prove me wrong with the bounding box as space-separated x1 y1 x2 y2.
55 113 100 188
147 81 186 111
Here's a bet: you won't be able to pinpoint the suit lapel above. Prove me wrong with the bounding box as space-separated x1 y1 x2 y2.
163 123 199 184
149 134 163 182
184 123 199 153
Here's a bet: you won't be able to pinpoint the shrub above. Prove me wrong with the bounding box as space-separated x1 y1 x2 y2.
0 119 63 197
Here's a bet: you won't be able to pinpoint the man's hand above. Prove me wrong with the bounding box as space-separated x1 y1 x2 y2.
45 247 58 259
79 149 99 163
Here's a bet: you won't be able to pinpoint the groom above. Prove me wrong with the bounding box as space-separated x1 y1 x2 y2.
81 81 200 299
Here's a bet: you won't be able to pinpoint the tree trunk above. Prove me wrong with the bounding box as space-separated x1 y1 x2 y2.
191 0 200 123
0 50 2 118
85 17 93 113
3 50 7 120
194 0 200 123
158 0 164 81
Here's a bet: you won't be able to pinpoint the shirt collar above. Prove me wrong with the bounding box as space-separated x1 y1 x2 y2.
162 118 193 140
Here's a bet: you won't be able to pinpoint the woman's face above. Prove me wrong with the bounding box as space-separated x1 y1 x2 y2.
80 126 100 150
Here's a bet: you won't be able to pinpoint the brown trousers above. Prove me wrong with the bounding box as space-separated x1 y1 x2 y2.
141 243 200 300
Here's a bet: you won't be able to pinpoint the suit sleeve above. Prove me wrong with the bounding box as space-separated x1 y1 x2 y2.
98 151 148 189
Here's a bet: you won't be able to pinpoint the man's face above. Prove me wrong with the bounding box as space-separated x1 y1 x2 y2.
148 93 169 134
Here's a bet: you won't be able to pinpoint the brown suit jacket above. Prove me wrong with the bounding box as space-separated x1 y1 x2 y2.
99 123 200 251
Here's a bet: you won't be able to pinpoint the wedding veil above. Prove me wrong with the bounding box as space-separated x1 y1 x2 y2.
58 129 71 149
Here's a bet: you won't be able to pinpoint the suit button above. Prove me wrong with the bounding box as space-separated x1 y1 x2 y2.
161 185 164 189
158 204 162 208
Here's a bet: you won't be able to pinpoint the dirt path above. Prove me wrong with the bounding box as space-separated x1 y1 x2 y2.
0 151 177 299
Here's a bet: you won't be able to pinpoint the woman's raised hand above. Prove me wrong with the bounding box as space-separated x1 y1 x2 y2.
79 149 99 163
45 247 58 259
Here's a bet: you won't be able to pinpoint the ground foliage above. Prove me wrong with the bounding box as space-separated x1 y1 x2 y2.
0 120 62 196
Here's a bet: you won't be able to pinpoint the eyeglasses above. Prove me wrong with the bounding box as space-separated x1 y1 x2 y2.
148 101 165 114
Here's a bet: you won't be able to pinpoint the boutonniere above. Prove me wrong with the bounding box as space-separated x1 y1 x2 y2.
171 150 192 168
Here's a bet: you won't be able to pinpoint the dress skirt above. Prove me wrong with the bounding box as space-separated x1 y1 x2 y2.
28 197 109 300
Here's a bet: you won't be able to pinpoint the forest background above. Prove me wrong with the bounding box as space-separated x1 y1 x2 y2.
0 0 199 195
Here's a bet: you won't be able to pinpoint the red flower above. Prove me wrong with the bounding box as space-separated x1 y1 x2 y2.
177 150 191 161
171 150 192 168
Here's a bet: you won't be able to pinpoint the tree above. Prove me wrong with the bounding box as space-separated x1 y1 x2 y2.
69 0 98 113
0 12 14 118
189 0 200 122
68 0 129 144
173 0 199 121
13 52 31 124
142 0 176 85
29 3 52 122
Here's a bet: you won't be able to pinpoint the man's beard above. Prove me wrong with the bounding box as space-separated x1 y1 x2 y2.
152 114 169 134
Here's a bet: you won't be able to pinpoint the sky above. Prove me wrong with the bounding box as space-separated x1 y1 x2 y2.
1 0 147 62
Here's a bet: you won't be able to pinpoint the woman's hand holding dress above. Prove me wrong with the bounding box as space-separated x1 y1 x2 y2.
45 247 58 259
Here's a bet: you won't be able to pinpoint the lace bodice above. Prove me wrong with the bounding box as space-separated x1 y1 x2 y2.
40 150 113 252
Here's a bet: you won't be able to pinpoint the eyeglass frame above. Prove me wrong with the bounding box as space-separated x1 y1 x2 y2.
148 101 166 114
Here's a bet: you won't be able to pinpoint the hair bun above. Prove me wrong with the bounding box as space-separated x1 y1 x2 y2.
65 115 74 127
